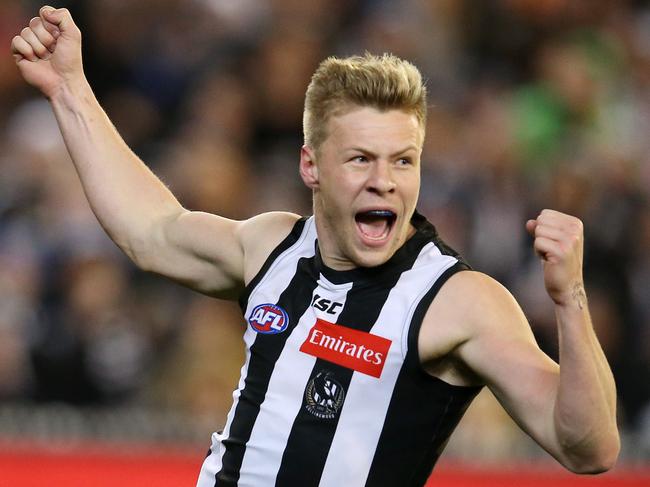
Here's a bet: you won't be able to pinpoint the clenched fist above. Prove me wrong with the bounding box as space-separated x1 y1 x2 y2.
526 209 586 308
11 6 83 100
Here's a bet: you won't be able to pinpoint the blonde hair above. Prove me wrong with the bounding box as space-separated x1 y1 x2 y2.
303 53 427 152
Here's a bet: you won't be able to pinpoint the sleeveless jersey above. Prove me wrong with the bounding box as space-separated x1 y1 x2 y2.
197 212 481 487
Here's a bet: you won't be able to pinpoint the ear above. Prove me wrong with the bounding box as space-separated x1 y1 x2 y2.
299 145 319 189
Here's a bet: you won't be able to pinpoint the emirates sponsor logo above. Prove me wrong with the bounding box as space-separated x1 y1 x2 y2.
300 319 392 378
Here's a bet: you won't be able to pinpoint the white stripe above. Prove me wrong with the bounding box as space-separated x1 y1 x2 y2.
245 217 316 317
237 276 353 486
196 218 317 486
318 243 458 487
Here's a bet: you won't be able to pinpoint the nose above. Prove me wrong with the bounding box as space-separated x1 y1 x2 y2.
366 160 396 194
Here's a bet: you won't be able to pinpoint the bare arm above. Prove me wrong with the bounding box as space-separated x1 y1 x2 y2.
523 210 619 470
11 7 299 298
421 210 619 473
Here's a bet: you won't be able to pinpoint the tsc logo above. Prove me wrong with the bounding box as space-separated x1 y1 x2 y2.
300 319 392 378
311 294 343 315
248 303 289 334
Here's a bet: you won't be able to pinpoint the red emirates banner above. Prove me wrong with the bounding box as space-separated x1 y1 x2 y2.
300 319 392 378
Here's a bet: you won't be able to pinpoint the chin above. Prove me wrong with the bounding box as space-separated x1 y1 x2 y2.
350 246 395 268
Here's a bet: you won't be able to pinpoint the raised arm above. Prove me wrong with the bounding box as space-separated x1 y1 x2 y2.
421 210 619 473
11 6 299 299
520 209 619 469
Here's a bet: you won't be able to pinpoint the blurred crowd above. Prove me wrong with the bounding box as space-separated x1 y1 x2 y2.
1 0 649 461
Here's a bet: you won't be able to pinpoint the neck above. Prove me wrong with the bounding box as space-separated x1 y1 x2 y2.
312 199 356 271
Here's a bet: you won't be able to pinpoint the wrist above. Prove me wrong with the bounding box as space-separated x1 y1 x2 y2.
48 74 92 108
553 281 588 310
48 75 95 118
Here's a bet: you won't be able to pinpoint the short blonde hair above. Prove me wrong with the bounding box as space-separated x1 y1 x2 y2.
303 53 427 152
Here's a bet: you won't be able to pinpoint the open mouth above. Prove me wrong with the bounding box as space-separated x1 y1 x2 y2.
355 209 397 242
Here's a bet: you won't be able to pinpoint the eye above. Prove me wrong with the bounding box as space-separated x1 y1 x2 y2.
351 155 368 163
397 157 412 166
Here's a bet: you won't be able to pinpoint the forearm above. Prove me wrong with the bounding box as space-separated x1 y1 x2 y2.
553 289 619 472
49 77 183 263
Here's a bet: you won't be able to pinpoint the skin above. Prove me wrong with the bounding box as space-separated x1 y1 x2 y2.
420 211 620 472
299 106 423 270
12 6 619 474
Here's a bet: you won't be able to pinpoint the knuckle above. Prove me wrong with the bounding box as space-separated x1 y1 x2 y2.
33 44 48 56
574 218 584 231
567 221 581 235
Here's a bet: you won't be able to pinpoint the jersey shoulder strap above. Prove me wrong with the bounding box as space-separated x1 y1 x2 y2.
238 216 313 309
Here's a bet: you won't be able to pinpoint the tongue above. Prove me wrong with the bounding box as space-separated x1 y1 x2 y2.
357 217 389 239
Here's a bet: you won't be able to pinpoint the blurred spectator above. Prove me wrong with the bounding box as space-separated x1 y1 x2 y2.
0 0 648 463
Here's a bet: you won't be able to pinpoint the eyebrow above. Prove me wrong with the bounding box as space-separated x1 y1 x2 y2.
347 145 419 158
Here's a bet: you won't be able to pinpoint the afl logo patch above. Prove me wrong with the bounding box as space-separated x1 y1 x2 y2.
248 303 289 334
305 371 346 420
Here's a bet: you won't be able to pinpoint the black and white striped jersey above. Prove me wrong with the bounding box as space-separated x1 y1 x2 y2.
197 212 481 487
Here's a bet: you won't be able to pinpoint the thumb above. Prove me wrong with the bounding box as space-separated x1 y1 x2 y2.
525 219 537 236
40 6 75 32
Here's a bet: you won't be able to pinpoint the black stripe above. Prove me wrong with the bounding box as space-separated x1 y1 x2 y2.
215 255 319 486
274 253 422 486
405 262 471 378
364 262 481 487
238 217 308 311
365 376 478 487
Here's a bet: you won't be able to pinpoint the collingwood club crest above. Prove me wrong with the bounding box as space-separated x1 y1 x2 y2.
305 371 346 419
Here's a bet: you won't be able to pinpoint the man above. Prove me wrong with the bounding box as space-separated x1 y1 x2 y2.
11 6 619 487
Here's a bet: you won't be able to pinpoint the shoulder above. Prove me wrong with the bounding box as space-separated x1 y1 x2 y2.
238 211 303 242
419 270 534 385
434 270 525 320
237 211 303 283
425 270 522 326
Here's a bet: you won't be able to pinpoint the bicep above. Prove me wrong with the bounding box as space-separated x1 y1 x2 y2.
453 274 562 457
142 210 301 299
146 210 246 298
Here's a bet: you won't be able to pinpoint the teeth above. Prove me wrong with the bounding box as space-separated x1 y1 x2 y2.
364 210 395 218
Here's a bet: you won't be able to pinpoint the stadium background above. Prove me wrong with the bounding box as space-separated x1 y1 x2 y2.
1 0 649 484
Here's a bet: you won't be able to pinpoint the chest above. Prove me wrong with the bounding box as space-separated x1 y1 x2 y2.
244 274 412 384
